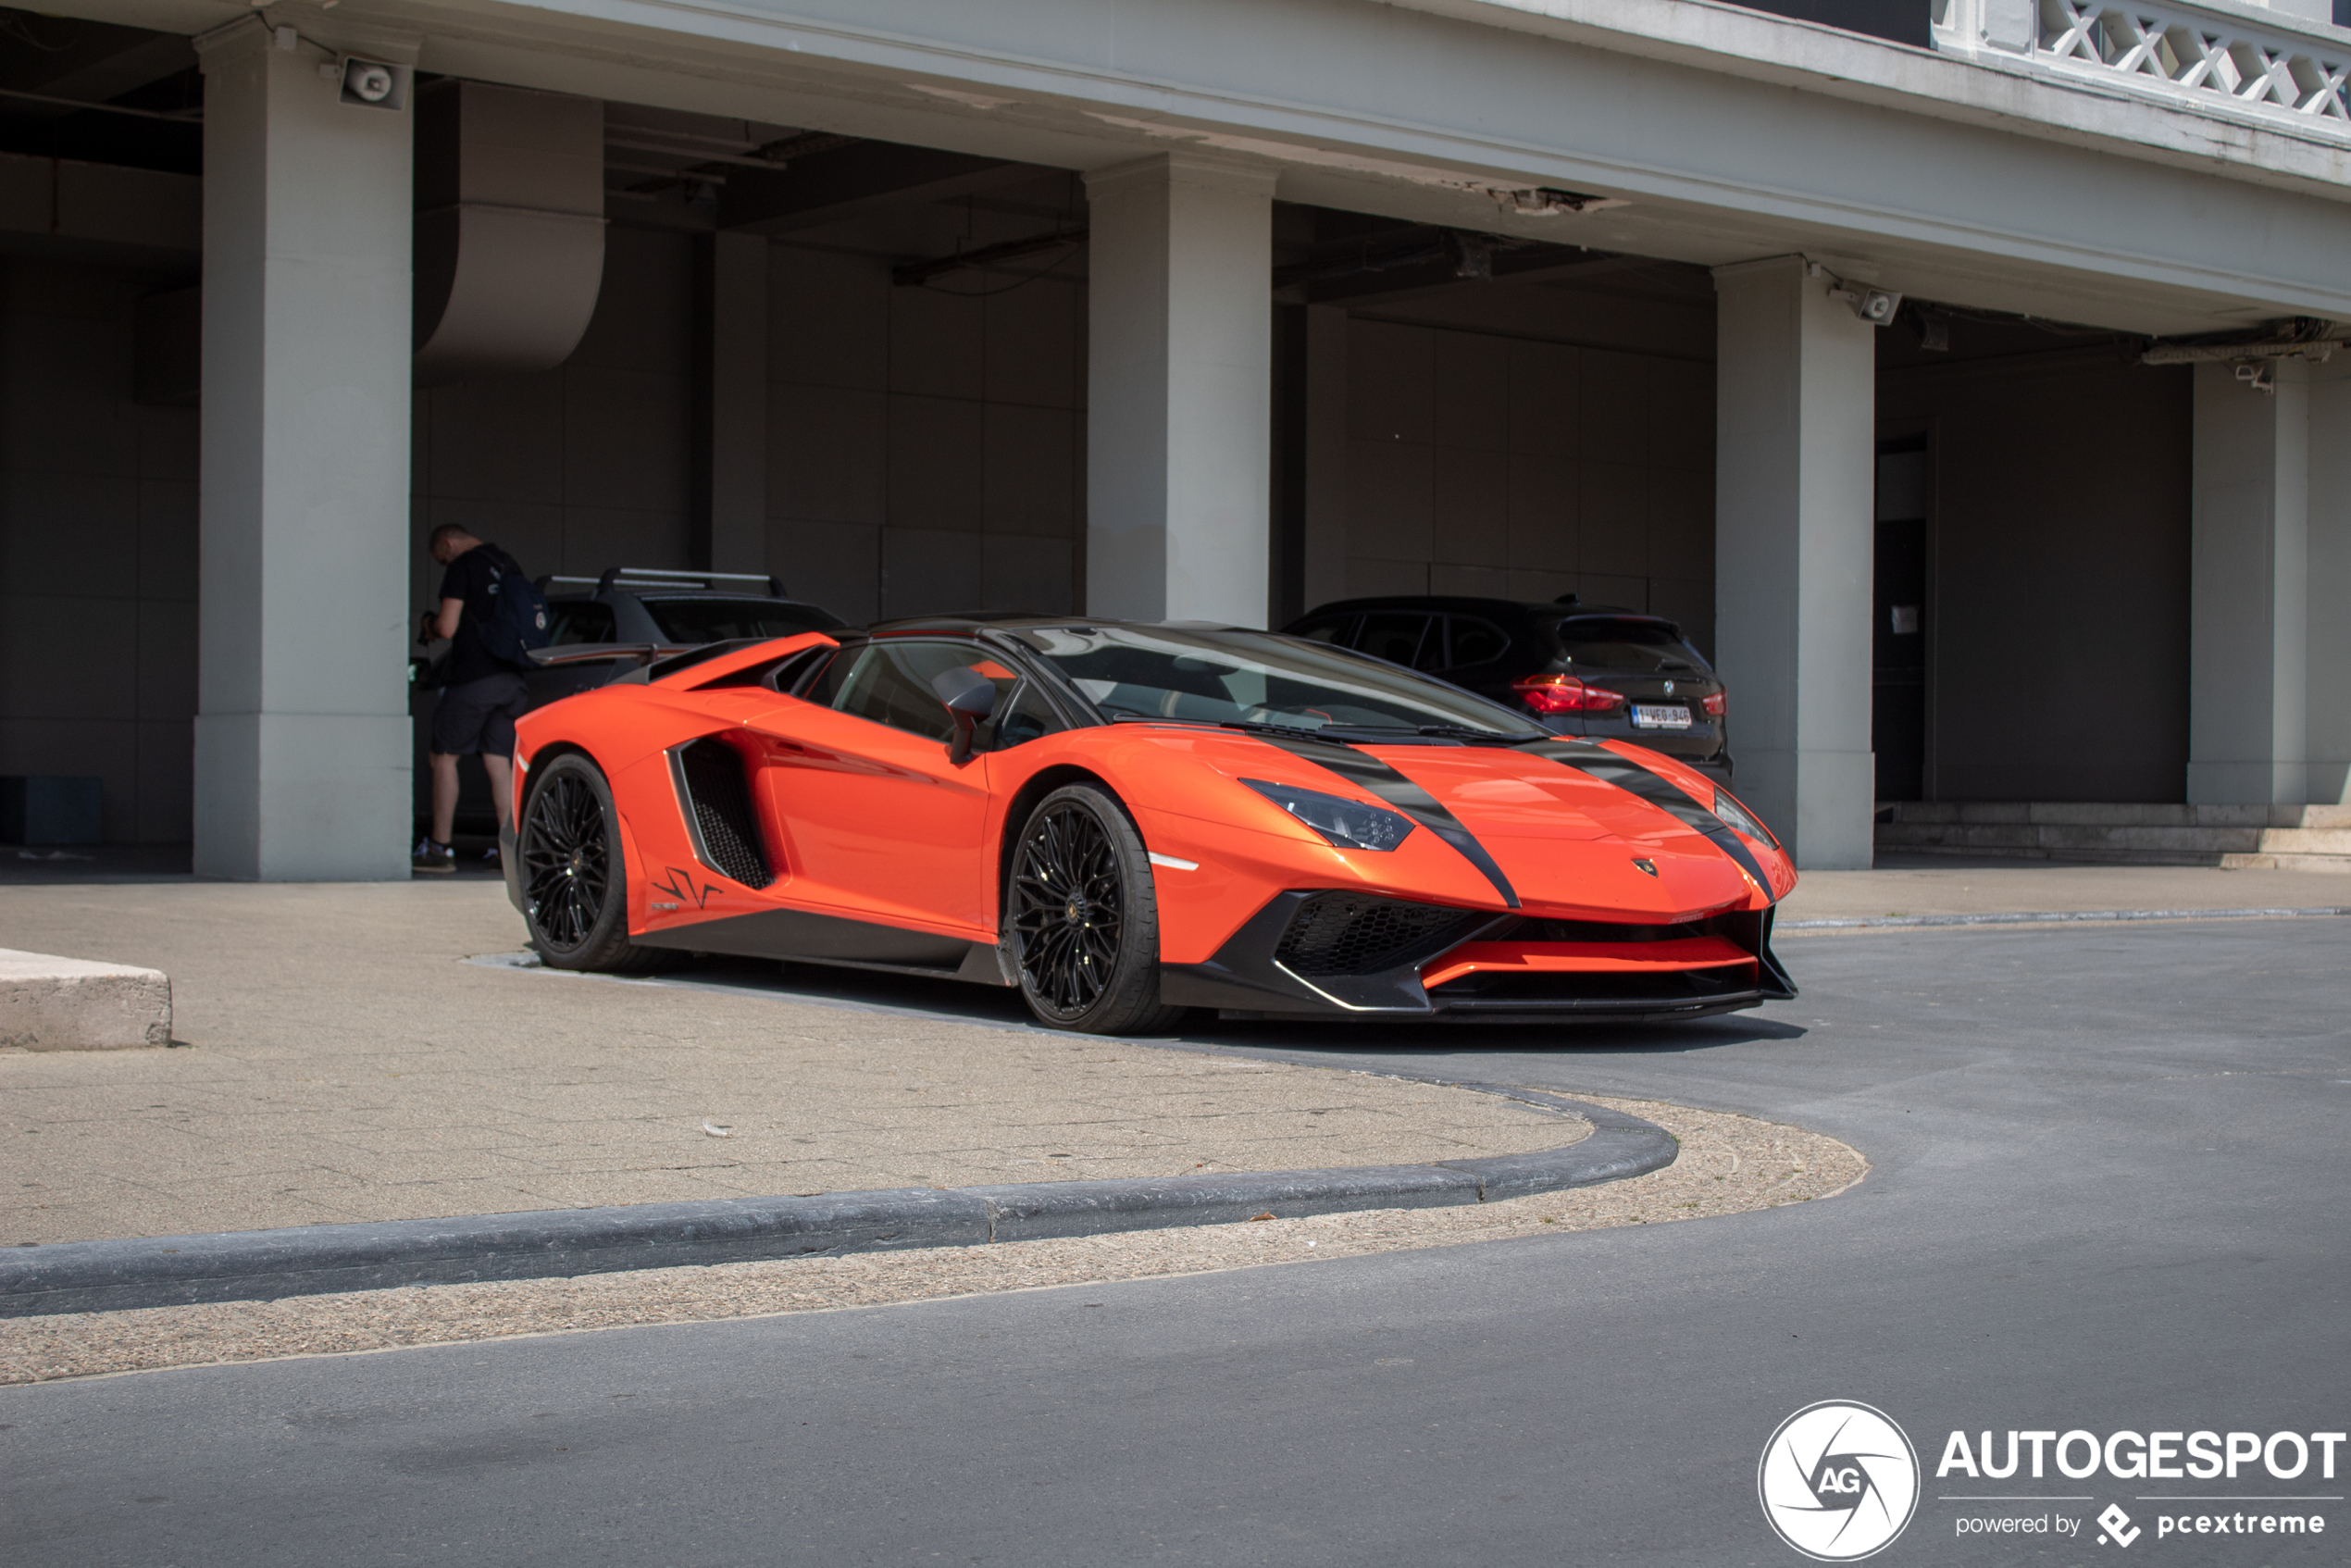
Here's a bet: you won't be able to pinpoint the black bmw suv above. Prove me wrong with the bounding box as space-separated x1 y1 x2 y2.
1282 595 1731 775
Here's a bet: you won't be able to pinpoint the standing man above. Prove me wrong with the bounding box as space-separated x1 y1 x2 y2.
414 524 533 873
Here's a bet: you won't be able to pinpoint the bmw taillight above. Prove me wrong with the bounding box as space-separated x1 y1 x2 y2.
1512 673 1627 715
1703 691 1726 716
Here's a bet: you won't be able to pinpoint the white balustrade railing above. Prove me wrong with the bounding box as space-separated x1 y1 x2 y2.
1931 0 2351 137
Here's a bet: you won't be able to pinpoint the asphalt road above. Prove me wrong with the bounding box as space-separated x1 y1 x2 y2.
8 919 2347 1566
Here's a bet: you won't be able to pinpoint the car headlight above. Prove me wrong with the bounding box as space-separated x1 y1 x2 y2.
1241 779 1416 852
1712 788 1778 849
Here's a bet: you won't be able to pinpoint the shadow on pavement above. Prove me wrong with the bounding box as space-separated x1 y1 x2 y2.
0 840 523 886
0 842 196 885
571 950 1812 1057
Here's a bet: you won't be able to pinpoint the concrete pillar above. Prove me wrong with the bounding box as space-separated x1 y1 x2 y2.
694 230 768 577
1711 255 1876 869
2187 356 2351 808
2189 359 2308 804
193 22 415 880
1083 152 1277 625
2307 361 2351 805
1300 304 1350 613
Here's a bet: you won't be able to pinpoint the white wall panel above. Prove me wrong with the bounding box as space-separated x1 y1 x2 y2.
887 394 986 532
768 236 1085 623
773 519 881 624
770 248 887 392
768 384 887 527
981 404 1078 537
1880 351 2191 803
1330 312 1717 640
412 225 696 602
0 255 199 844
1428 447 1507 568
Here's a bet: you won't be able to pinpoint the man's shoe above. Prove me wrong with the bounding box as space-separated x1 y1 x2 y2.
412 838 456 874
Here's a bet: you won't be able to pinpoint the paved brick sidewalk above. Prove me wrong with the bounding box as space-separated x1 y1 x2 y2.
0 883 1570 1246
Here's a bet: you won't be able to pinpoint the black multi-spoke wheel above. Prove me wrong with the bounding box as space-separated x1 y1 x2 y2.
519 753 665 973
1006 784 1185 1035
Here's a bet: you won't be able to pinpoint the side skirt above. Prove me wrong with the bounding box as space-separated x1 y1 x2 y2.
630 905 1014 987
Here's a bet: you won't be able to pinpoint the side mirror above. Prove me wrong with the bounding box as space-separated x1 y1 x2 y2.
930 666 1000 765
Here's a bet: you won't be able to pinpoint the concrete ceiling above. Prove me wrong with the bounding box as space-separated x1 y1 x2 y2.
21 0 2351 335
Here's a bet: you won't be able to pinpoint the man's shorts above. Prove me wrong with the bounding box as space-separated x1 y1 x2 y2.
430 672 530 758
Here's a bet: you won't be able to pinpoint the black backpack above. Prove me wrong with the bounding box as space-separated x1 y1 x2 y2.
477 551 551 669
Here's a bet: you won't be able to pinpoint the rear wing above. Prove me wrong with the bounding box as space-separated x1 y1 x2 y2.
525 643 693 668
535 567 790 598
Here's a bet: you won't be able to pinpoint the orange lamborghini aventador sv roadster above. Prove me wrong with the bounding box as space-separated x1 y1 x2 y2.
502 617 1798 1035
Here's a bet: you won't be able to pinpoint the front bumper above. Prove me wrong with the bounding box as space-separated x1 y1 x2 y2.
1159 890 1794 1023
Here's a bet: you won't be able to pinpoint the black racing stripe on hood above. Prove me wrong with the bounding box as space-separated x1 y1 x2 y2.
1254 735 1520 909
1516 740 1777 903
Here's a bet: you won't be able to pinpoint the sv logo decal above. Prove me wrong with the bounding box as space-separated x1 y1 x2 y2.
652 865 721 910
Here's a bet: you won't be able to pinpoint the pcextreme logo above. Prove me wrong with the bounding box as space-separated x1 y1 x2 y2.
1759 1401 1922 1562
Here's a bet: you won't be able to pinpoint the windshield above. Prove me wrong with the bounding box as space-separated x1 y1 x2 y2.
646 598 844 644
1556 617 1710 675
1009 625 1538 737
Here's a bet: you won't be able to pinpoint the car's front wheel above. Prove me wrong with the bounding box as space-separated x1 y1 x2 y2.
518 752 668 973
1005 784 1186 1036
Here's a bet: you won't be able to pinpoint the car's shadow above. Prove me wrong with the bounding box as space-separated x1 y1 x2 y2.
619 952 1810 1057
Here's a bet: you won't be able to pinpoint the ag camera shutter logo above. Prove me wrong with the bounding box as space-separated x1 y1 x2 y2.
1759 1400 1921 1561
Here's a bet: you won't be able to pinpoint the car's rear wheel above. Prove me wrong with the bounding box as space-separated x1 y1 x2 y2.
1005 784 1186 1036
519 753 667 974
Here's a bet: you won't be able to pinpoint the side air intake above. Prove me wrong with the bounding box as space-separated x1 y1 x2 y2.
671 739 774 889
1274 893 1484 977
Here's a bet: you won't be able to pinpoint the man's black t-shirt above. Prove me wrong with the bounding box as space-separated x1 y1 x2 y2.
437 543 524 687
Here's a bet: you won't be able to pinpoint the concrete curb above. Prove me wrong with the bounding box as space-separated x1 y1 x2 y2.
0 1096 1673 1318
0 948 171 1050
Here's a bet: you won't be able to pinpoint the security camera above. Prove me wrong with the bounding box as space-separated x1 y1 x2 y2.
340 57 407 110
1851 288 1902 326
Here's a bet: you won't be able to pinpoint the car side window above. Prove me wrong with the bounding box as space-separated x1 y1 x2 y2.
985 680 1063 753
1289 615 1356 646
825 641 1021 745
1445 616 1511 668
794 646 851 701
547 602 616 645
1356 613 1435 669
696 644 834 691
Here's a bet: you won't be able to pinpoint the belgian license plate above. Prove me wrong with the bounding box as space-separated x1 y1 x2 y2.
1633 704 1692 729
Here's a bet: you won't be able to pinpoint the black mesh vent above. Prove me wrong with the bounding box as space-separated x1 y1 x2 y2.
1275 894 1482 977
1511 918 1710 943
677 739 773 889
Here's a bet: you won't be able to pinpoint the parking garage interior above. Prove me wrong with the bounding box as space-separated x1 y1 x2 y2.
0 6 2262 851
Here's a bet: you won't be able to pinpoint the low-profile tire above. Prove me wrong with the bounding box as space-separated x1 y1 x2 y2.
518 752 669 974
1004 783 1187 1036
